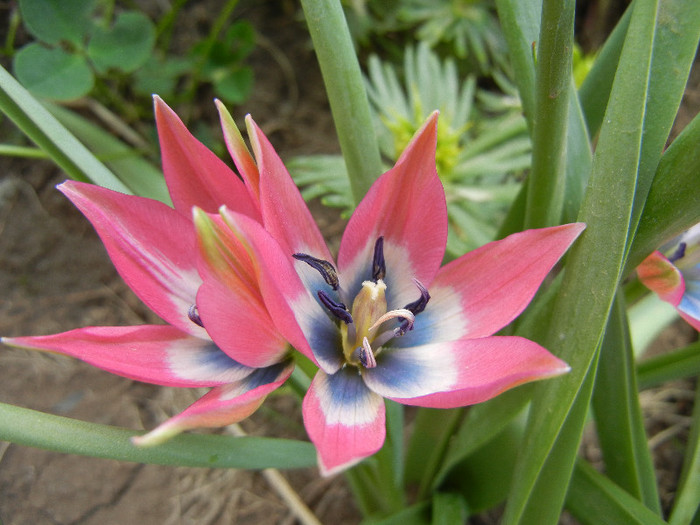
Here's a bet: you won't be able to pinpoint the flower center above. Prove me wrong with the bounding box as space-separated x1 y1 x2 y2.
294 237 430 369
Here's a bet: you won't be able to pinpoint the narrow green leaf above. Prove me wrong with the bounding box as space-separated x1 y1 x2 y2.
637 340 700 390
405 407 463 499
13 43 93 101
626 0 700 257
299 0 383 204
525 0 575 228
494 0 540 127
669 381 700 525
514 356 600 524
0 65 130 193
433 385 531 488
46 103 170 203
578 5 632 138
502 0 658 522
566 459 668 525
0 402 316 470
627 111 700 273
592 292 661 512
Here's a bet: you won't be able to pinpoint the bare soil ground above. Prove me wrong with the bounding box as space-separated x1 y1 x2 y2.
0 1 698 524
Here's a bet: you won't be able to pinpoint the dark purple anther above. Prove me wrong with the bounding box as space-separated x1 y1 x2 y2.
293 253 339 290
372 236 386 281
397 280 430 335
318 290 353 324
670 242 687 263
188 304 204 327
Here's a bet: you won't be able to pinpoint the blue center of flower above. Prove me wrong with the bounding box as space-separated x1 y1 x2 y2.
294 237 430 369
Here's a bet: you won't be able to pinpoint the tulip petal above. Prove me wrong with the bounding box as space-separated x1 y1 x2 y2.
154 96 260 219
245 116 331 259
133 360 294 446
216 100 260 201
59 181 205 337
678 267 700 330
303 368 386 476
2 326 253 387
393 223 586 347
363 336 569 408
338 112 447 305
215 207 345 373
637 251 685 306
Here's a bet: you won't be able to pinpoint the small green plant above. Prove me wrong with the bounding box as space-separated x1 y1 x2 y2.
10 0 256 108
290 44 529 255
12 0 155 101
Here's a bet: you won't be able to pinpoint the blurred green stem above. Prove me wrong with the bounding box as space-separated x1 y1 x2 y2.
525 0 574 228
300 0 383 205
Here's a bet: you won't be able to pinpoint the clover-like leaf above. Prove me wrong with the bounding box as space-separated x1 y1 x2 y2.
88 11 156 74
19 0 96 46
13 43 93 101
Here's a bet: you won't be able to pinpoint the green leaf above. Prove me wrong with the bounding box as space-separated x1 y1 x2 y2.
0 65 129 192
88 11 156 74
669 381 700 525
13 43 93 101
524 0 574 228
405 408 463 499
19 0 96 46
566 459 668 525
627 111 700 273
592 293 661 512
494 0 539 127
300 0 383 204
502 0 659 521
132 55 192 98
626 0 700 258
46 103 170 204
637 340 700 390
0 402 316 470
431 492 468 525
361 501 430 525
578 5 632 138
213 66 253 104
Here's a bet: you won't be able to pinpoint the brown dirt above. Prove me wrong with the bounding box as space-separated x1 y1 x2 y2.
0 2 357 524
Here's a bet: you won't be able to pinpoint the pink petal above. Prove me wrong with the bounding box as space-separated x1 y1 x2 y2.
394 223 586 345
153 96 260 219
362 336 569 408
2 326 253 387
303 368 386 476
216 100 260 202
637 251 685 306
337 112 447 305
246 116 331 258
193 208 306 368
133 360 294 446
215 207 345 373
59 180 205 337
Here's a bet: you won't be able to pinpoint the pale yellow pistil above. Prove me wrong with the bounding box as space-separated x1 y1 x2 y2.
341 279 414 367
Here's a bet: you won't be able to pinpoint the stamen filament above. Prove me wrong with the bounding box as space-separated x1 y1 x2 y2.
359 337 377 368
368 308 415 333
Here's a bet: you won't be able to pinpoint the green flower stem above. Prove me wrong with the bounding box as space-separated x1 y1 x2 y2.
0 402 316 470
299 0 383 205
524 0 575 228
